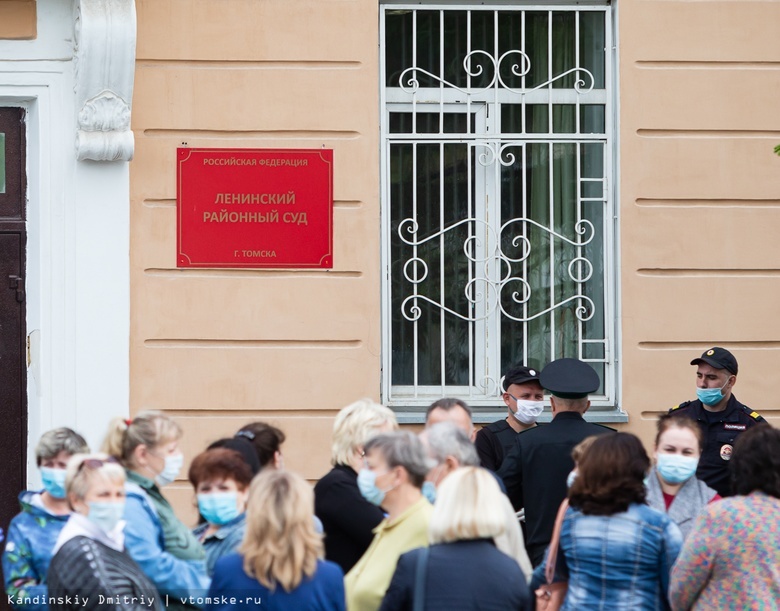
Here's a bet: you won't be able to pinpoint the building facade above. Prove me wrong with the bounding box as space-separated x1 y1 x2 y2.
1 0 778 523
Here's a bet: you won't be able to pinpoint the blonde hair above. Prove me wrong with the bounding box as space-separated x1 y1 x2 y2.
493 494 533 579
330 399 398 466
239 470 322 592
429 467 506 544
102 410 182 468
65 453 125 503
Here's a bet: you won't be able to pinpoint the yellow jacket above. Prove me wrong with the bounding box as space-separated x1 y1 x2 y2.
344 496 432 611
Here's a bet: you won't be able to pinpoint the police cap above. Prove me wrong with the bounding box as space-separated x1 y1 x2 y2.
690 347 738 376
539 358 600 399
501 365 541 392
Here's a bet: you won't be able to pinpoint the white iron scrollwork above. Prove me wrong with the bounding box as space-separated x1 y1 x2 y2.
399 49 594 96
398 215 595 324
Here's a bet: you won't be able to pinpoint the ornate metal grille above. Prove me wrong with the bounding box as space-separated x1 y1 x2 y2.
381 5 615 410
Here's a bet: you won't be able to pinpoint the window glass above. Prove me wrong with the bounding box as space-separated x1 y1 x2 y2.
383 5 613 407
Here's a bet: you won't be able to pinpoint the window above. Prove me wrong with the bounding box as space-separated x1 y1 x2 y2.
380 4 618 415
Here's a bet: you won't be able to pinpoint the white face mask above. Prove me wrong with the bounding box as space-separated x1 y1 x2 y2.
512 399 544 425
155 453 184 487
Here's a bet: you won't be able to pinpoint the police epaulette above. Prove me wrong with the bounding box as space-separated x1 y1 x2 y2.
670 401 691 412
741 405 764 421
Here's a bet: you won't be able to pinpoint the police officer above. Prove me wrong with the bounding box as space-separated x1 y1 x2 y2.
475 365 544 472
669 347 765 497
498 358 613 566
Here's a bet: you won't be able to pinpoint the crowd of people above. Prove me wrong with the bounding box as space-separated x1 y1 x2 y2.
1 346 778 610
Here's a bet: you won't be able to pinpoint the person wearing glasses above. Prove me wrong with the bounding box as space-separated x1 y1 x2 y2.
46 454 161 611
103 411 209 610
3 428 89 611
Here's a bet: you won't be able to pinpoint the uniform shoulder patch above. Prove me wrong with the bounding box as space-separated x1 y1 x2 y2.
742 406 765 422
669 401 691 412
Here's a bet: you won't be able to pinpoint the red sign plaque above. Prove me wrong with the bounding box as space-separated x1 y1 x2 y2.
177 148 333 268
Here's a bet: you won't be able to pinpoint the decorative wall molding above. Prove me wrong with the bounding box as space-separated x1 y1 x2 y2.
74 0 136 161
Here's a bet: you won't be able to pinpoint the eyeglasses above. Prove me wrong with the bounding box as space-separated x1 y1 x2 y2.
77 457 119 473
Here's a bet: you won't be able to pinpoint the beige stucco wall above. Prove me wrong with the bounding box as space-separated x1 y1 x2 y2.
0 0 36 40
130 0 780 520
131 0 381 520
618 0 780 443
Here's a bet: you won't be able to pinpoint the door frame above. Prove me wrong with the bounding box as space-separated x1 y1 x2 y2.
0 61 130 483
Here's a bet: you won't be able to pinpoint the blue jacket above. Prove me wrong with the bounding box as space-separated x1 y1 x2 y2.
2 491 70 611
206 553 345 611
555 503 683 611
192 515 246 578
123 480 211 604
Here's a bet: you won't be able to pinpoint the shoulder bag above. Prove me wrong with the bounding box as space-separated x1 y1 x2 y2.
534 499 569 611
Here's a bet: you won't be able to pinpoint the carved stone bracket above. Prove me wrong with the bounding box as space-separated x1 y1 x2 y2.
74 0 137 161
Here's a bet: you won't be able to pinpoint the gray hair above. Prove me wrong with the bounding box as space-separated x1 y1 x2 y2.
364 432 433 488
35 428 90 467
426 422 479 467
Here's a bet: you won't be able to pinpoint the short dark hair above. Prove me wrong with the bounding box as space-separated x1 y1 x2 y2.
207 437 261 475
731 424 780 498
235 422 286 468
426 398 472 419
188 448 254 489
569 432 649 516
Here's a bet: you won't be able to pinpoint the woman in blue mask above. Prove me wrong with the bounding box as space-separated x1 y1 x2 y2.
3 427 89 610
47 454 161 611
344 432 433 611
188 448 253 576
103 411 209 611
646 415 720 539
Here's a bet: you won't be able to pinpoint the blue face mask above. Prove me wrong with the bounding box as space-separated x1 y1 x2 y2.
357 468 393 506
87 501 125 533
566 470 578 489
198 492 241 526
421 481 437 504
40 467 67 499
155 453 184 487
696 376 731 406
656 454 699 485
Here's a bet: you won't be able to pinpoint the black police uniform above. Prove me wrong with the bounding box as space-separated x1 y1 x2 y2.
669 395 765 497
497 358 613 567
475 420 528 473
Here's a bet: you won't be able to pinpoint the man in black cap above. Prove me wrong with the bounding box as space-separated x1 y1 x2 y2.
669 346 765 497
475 365 545 472
498 357 613 566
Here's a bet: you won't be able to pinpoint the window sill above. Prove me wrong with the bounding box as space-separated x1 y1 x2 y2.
395 407 629 425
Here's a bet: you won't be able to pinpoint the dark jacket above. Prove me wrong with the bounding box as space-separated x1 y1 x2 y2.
669 394 765 497
497 411 612 564
379 539 531 611
313 465 385 573
47 536 161 611
475 420 521 472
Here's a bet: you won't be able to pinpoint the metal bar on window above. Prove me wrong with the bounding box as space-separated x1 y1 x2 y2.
439 140 446 392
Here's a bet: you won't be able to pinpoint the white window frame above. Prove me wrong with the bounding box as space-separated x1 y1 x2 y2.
379 2 623 422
